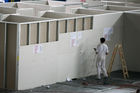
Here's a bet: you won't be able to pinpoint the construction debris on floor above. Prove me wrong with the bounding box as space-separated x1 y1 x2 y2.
0 71 140 93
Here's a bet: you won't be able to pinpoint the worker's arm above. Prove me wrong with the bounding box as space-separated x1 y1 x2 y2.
94 44 100 54
106 45 109 55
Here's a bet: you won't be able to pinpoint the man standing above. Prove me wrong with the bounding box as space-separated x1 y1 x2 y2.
94 37 109 80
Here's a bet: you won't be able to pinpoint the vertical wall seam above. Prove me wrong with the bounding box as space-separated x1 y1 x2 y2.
15 24 20 90
27 24 30 45
37 23 40 44
90 17 93 29
4 23 7 89
56 21 59 41
74 19 77 32
47 22 50 42
65 20 68 33
82 18 85 30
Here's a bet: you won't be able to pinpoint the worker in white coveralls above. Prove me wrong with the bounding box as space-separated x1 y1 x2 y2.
94 37 109 80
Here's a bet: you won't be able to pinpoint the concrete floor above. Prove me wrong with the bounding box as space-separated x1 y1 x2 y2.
1 70 140 93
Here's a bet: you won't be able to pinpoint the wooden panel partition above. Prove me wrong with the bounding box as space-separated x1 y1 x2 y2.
67 19 75 32
0 23 18 89
59 20 66 33
19 16 94 46
85 17 92 30
6 24 18 89
30 23 38 44
20 21 59 46
21 24 28 46
0 23 6 88
40 22 48 43
76 18 83 31
49 21 57 42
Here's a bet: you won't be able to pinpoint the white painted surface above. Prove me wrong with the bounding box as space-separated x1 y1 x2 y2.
18 12 123 90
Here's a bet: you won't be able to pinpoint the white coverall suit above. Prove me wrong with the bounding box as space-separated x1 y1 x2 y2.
96 43 109 79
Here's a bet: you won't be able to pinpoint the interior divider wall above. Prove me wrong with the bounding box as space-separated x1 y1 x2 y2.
0 14 94 90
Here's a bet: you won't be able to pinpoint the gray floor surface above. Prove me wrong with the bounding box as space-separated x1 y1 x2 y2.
1 71 140 93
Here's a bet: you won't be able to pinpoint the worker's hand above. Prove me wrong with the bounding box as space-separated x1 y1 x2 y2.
94 48 96 51
106 52 108 55
96 52 98 54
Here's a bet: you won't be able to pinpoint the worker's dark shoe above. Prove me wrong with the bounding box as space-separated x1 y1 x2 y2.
82 82 88 86
95 78 102 81
136 89 140 93
103 77 109 85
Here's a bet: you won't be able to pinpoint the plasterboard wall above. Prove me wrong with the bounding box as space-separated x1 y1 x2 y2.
16 8 34 17
0 2 16 7
41 12 93 33
107 5 140 11
6 24 18 89
17 12 123 90
0 7 35 17
2 15 48 23
91 5 140 11
16 3 51 16
0 7 17 14
41 12 85 19
123 12 140 72
74 8 113 15
0 2 51 16
0 23 6 88
22 1 49 5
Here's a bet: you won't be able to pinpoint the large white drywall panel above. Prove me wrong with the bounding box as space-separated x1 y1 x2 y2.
18 30 97 90
123 12 140 72
18 12 123 90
